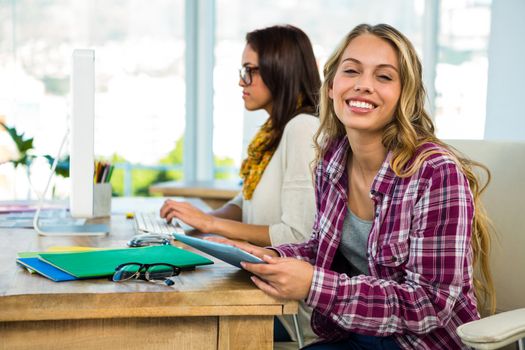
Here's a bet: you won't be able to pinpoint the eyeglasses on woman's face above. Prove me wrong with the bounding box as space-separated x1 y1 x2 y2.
239 66 260 85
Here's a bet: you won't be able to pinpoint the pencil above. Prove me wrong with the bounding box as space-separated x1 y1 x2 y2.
106 165 114 183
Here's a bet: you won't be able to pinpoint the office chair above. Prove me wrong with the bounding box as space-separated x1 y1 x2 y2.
446 140 525 350
456 308 525 349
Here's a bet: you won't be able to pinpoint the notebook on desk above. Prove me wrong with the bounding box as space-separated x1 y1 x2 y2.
18 245 213 280
16 247 105 281
38 245 213 278
17 257 77 282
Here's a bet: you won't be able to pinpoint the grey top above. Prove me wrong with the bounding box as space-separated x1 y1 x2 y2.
339 208 373 276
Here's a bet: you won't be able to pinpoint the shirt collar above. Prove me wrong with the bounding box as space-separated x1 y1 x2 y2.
324 137 350 185
324 136 398 197
372 142 440 196
370 151 398 197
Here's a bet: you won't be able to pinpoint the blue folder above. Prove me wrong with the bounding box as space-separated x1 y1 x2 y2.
16 257 77 282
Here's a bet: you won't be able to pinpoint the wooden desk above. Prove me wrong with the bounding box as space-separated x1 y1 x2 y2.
149 180 242 209
0 197 296 350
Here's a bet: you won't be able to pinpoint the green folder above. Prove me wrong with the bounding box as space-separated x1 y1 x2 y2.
38 245 213 278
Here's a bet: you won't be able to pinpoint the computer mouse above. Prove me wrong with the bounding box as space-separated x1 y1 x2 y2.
127 234 171 247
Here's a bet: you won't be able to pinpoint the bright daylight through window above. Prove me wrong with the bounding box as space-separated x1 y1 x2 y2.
0 0 492 200
0 0 185 199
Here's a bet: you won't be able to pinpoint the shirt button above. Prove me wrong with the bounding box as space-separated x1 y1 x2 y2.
392 256 398 262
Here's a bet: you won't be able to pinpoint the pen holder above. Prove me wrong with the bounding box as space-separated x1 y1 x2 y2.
93 183 112 217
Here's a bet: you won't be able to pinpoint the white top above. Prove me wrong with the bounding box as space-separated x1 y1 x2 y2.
229 113 319 343
229 113 318 246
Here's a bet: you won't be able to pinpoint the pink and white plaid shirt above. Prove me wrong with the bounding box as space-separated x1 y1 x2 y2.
274 137 479 349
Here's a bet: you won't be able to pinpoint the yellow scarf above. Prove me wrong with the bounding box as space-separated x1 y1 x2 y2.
240 119 275 200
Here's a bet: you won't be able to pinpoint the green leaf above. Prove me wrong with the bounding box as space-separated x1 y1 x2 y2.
1 122 35 168
44 154 70 178
0 122 34 153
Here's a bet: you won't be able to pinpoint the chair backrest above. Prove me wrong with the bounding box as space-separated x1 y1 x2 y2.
446 140 525 313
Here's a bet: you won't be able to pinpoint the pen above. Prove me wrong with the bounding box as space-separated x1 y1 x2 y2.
97 162 103 183
100 163 110 183
94 161 99 183
107 165 114 183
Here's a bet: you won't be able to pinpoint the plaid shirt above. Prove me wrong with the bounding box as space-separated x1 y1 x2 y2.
274 137 479 349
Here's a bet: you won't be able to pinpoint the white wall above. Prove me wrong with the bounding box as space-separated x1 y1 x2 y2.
484 0 525 140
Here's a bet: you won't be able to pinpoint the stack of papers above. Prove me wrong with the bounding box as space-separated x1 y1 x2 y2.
16 245 213 282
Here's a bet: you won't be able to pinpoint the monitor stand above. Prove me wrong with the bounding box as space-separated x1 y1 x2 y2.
36 222 109 236
29 106 109 237
33 207 109 236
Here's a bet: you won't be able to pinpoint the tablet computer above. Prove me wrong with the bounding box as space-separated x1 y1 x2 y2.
173 233 265 268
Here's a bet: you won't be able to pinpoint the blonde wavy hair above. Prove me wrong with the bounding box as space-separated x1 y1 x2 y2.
315 23 495 314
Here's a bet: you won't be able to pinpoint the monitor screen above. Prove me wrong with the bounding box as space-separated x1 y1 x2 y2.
70 49 95 219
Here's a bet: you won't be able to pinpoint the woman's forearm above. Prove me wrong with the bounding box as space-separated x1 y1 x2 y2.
205 203 271 246
211 217 271 247
209 203 243 221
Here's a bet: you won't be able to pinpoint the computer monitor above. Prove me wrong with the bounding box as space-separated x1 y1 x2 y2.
34 49 108 236
70 49 95 218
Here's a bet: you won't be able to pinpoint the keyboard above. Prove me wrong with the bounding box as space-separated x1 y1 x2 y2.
133 212 184 236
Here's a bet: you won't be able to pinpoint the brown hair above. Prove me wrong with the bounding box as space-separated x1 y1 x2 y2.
316 23 495 313
246 24 321 152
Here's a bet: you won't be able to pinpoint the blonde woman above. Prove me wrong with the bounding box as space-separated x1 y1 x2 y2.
215 23 494 349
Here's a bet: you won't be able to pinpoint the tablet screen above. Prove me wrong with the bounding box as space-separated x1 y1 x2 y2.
173 233 265 268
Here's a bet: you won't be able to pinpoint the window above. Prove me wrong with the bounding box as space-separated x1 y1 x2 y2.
214 0 426 173
0 1 495 199
434 0 492 139
0 0 185 198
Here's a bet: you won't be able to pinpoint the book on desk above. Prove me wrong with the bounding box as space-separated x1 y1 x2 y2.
16 245 213 282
